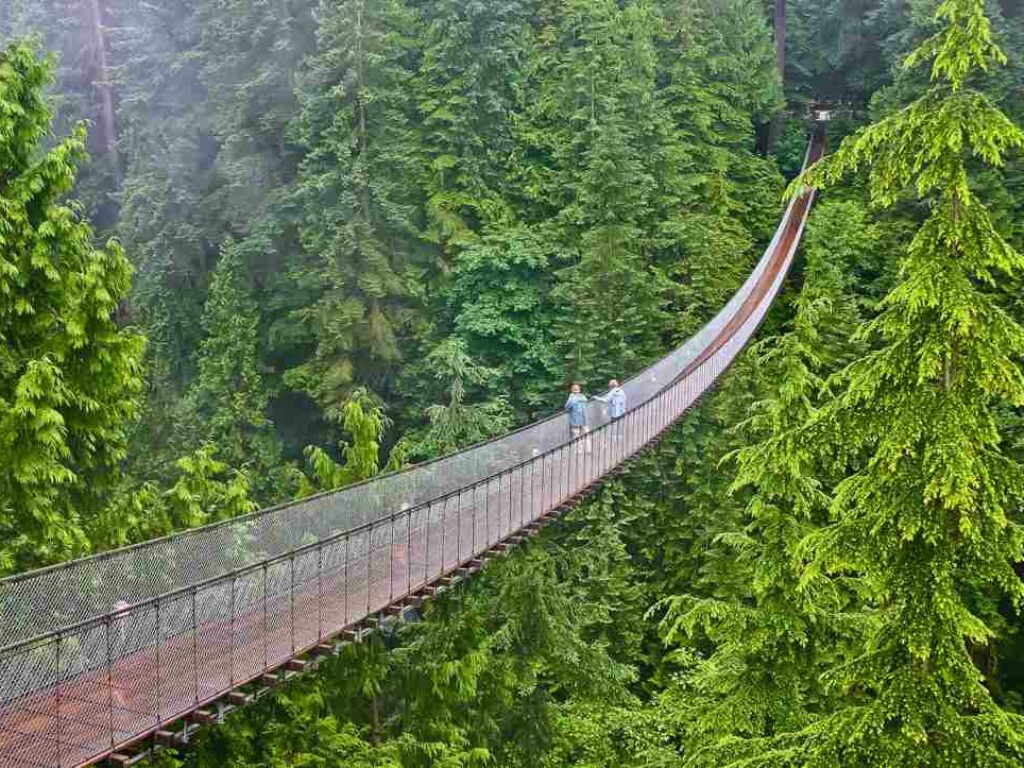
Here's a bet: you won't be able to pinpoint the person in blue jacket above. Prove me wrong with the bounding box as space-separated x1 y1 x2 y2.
565 383 589 438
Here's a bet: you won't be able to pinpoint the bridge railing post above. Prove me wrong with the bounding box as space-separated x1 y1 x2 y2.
562 442 569 504
403 507 411 598
262 563 269 676
423 502 432 588
105 614 113 751
155 600 161 730
441 494 449 577
317 544 324 643
529 453 538 523
55 632 62 768
582 427 589 492
500 470 508 541
191 587 199 710
510 466 519 533
541 451 549 514
290 553 298 654
493 482 501 554
388 514 396 606
455 489 464 567
230 573 236 686
472 480 481 557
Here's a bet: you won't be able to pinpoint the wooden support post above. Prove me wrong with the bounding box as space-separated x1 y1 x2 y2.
155 730 184 747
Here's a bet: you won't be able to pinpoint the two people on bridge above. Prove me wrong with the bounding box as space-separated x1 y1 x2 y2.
565 380 627 446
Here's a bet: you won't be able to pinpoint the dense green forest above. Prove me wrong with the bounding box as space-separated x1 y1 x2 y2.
1 0 1023 764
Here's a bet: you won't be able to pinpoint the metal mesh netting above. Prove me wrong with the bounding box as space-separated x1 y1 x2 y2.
0 137 819 768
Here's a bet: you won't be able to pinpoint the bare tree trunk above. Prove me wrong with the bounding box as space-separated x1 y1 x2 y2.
774 0 786 83
354 0 373 224
83 0 121 184
766 0 787 153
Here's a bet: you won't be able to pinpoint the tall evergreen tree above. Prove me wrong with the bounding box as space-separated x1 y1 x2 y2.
0 41 144 572
291 0 424 412
189 240 284 499
446 226 562 417
114 0 218 387
521 0 670 385
718 1 1024 763
398 336 513 460
410 0 534 252
197 0 316 237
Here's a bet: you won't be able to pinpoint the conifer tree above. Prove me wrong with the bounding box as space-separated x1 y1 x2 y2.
523 0 670 384
718 1 1024 763
115 0 219 384
291 0 423 410
410 0 534 252
189 240 283 498
197 0 316 234
0 42 144 572
447 226 562 417
398 337 513 460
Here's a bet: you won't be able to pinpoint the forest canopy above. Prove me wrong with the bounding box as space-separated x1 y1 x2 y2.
0 0 1023 765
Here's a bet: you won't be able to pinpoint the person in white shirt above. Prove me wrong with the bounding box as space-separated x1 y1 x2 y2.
598 379 626 419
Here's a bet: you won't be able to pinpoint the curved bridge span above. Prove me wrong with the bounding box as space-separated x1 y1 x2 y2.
0 136 823 768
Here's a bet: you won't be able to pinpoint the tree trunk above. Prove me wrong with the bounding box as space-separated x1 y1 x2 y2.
774 0 786 82
370 694 381 744
766 0 787 153
83 0 121 184
354 0 373 224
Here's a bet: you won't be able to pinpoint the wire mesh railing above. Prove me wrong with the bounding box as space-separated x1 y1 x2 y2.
0 137 821 768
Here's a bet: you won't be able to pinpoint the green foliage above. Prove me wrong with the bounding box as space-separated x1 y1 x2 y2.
0 41 145 573
294 388 401 496
657 199 869 757
90 445 256 549
446 226 561 416
398 337 513 460
289 0 423 411
189 239 285 499
704 1 1024 764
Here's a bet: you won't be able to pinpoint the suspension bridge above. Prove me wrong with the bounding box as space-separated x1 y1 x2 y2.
0 135 824 768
